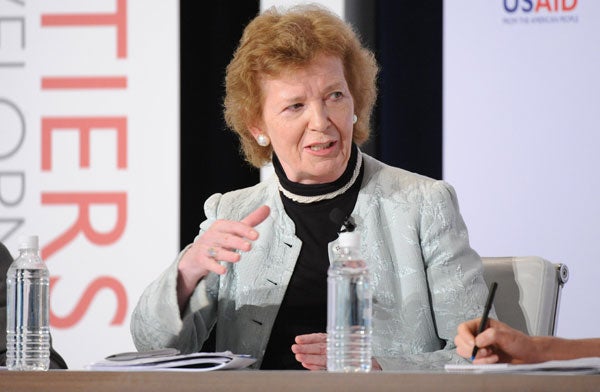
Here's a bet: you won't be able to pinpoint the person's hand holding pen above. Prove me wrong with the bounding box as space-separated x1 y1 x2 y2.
454 283 542 365
455 317 543 364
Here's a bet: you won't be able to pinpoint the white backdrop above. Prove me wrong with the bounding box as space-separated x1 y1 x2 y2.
444 0 600 338
0 1 179 368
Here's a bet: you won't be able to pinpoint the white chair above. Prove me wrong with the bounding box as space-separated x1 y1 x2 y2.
481 256 568 336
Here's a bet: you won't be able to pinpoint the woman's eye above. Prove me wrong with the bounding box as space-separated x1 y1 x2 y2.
330 91 343 100
287 103 303 111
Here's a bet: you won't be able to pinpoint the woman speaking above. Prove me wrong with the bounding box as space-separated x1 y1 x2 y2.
131 5 489 371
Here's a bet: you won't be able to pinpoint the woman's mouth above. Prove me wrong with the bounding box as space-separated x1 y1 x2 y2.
308 141 336 151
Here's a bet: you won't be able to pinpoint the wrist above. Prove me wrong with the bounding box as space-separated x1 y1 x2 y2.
178 248 209 282
529 336 554 363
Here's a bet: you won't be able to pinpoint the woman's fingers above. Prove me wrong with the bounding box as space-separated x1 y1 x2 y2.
295 353 326 370
292 342 327 355
203 205 271 252
241 205 271 228
202 243 241 263
204 205 270 254
204 222 255 252
179 205 271 279
298 362 323 371
292 333 327 370
201 257 227 275
295 333 327 344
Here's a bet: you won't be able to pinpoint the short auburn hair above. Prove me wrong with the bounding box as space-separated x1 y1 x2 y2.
224 4 378 168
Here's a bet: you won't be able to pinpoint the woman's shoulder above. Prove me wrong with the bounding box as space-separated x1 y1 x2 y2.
360 153 460 209
203 177 278 220
362 154 444 188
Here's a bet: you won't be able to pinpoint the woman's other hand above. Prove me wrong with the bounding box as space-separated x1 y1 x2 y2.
292 333 327 370
292 333 382 371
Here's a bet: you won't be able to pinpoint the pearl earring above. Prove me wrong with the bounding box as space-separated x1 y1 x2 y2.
353 114 358 124
257 134 270 147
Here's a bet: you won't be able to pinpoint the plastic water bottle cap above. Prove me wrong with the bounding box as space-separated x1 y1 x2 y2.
18 235 39 250
338 231 360 248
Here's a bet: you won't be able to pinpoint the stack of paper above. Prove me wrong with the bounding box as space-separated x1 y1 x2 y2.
87 350 256 372
445 357 600 375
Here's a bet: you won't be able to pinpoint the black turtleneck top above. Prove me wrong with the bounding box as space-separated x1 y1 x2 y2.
260 145 364 370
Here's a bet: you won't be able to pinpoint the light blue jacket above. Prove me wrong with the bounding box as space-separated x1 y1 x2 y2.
131 154 489 370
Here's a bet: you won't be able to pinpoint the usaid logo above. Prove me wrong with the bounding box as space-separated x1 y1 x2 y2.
502 0 579 24
503 0 578 13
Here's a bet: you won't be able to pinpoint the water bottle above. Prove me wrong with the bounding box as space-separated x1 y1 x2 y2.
327 229 372 372
6 235 51 371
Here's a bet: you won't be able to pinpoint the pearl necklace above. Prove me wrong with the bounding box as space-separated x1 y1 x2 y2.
277 152 363 204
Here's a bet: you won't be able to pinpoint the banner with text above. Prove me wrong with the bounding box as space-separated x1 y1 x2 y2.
0 0 179 368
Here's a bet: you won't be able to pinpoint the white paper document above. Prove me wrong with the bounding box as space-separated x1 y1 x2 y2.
87 350 256 372
445 357 600 374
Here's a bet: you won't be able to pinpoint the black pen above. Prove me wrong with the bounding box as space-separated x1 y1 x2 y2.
470 281 498 361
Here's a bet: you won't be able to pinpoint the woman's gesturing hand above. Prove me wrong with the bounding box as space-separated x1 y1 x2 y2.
177 205 270 310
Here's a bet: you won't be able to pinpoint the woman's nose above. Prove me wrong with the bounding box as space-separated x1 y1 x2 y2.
307 103 330 132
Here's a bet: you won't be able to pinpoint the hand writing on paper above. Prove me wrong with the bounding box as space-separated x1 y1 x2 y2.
455 318 536 364
176 205 271 311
